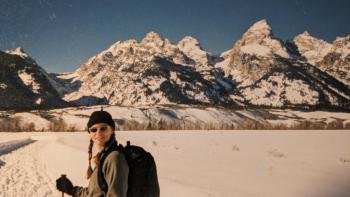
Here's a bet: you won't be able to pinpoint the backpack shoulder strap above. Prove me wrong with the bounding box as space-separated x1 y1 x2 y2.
98 143 124 195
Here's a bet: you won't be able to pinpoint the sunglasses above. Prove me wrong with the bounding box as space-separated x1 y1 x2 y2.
89 126 109 133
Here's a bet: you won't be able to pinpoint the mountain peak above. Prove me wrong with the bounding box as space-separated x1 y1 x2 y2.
293 31 332 65
178 36 200 45
245 19 272 36
245 19 272 40
334 35 350 45
6 47 28 58
177 36 212 66
5 47 37 64
14 47 25 53
177 36 203 51
233 19 289 59
239 19 276 47
140 31 173 49
301 31 310 37
295 31 316 41
142 31 164 43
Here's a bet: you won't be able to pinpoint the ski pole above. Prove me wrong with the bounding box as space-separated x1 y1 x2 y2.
61 174 66 197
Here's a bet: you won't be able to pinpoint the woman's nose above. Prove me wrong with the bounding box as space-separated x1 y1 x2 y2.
96 130 104 134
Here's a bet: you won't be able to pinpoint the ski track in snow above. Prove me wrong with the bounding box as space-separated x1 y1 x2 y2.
0 139 56 197
0 139 35 156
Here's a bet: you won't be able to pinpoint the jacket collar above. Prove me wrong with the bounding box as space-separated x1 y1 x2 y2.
102 136 118 153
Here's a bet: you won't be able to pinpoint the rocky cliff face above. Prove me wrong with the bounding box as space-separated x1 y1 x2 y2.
292 33 350 86
177 36 214 68
224 19 290 86
0 49 68 110
292 31 332 65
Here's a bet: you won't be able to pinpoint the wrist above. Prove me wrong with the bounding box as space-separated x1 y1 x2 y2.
70 186 79 196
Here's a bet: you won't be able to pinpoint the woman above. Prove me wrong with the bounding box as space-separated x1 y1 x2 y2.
56 110 129 197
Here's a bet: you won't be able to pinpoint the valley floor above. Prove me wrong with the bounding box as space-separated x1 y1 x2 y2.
0 130 350 197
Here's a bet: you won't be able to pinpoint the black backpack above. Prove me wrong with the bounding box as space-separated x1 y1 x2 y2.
98 141 160 197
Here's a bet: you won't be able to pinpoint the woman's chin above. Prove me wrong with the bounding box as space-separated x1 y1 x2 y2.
94 140 106 146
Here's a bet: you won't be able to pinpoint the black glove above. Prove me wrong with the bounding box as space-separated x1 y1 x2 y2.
56 175 74 196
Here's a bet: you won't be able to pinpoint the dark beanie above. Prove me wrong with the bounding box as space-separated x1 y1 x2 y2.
87 110 115 130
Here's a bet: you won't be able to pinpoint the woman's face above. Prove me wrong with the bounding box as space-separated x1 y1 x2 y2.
89 123 114 147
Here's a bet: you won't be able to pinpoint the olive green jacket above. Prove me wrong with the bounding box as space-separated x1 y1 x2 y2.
73 151 129 197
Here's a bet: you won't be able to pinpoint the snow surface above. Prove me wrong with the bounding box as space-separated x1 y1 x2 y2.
240 43 272 57
0 83 7 90
0 131 350 197
242 74 319 106
17 70 41 94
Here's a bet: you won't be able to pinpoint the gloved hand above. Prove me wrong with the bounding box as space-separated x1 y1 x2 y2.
56 175 74 196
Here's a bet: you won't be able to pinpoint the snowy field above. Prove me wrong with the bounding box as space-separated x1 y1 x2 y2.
0 130 350 197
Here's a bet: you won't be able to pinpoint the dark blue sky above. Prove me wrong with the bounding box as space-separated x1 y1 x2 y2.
0 0 349 72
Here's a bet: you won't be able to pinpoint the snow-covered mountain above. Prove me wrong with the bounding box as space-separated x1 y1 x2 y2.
52 32 235 106
0 49 68 110
3 19 350 111
216 20 350 109
292 33 350 86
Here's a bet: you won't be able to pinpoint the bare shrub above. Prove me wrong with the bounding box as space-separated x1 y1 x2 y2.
0 115 80 132
13 116 22 131
120 119 147 130
118 117 350 131
325 119 344 129
48 117 67 132
22 122 36 132
118 118 237 131
0 117 36 132
0 117 22 132
235 119 268 130
270 123 289 130
290 120 326 130
345 122 350 129
2 113 346 132
66 125 78 132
